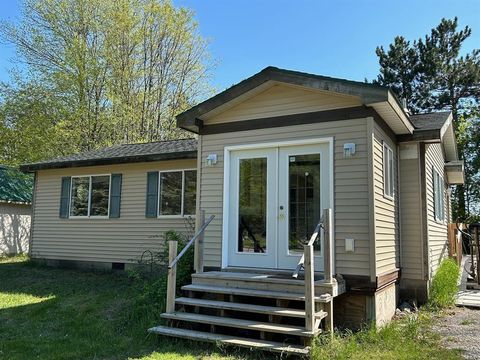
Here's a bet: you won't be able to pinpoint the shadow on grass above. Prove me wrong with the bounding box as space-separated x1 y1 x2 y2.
0 259 270 360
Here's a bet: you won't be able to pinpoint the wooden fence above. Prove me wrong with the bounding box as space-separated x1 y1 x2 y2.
448 223 464 266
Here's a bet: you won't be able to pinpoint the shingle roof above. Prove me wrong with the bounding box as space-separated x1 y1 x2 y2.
176 66 410 133
409 112 451 131
0 166 33 204
20 138 198 172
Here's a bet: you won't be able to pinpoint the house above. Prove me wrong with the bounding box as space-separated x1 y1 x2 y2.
21 67 464 354
0 166 33 255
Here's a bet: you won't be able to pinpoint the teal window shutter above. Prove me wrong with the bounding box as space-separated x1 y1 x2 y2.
109 174 122 218
146 172 159 218
59 177 71 218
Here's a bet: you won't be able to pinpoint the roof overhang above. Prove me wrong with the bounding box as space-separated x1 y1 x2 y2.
367 91 414 134
440 115 458 162
445 161 465 185
20 151 197 172
177 67 414 135
397 113 458 162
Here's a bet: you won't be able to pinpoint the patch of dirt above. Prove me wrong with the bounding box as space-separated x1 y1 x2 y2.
432 307 480 359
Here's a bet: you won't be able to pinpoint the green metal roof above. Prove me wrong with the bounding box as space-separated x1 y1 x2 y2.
0 166 33 204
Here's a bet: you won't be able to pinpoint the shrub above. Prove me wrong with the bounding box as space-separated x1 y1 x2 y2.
125 229 195 329
428 258 460 309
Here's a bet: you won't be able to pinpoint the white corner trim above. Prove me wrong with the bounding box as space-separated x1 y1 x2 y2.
221 146 230 269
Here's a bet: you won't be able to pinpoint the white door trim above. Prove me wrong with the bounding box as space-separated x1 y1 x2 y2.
221 136 335 269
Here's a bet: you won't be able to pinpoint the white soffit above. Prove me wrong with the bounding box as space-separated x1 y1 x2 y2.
368 92 413 135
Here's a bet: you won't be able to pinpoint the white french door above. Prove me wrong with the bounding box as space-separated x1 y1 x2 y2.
226 141 332 270
277 144 329 270
227 148 277 268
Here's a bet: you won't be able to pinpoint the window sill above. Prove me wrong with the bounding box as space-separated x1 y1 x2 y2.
157 215 196 219
68 216 110 220
383 194 394 202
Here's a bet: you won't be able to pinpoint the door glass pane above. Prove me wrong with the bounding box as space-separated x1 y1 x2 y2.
288 154 321 253
238 158 267 253
159 171 182 215
90 176 110 216
70 177 89 216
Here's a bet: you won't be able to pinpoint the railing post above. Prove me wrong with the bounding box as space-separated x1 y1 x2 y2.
195 210 205 273
304 244 315 332
166 240 178 314
324 208 333 284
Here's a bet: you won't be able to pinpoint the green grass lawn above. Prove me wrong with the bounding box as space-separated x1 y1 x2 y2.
0 256 463 360
0 256 242 360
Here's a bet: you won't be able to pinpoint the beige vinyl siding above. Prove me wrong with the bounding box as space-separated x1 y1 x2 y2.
425 143 449 276
31 159 196 263
398 144 423 280
372 122 400 276
199 118 371 276
0 203 31 255
203 83 362 124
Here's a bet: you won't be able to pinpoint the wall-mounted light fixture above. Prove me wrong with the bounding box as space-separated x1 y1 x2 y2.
206 153 217 166
343 143 356 158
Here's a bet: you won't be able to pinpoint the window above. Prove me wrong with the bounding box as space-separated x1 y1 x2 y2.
433 168 445 222
70 175 110 217
158 170 197 216
383 143 394 199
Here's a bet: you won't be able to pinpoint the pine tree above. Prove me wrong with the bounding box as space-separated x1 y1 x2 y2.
375 17 480 220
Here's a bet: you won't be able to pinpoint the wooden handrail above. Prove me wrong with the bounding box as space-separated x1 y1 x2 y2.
303 208 333 334
165 212 214 314
168 214 215 269
292 220 322 278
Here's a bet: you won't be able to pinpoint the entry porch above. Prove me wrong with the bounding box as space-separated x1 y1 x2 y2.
149 209 345 355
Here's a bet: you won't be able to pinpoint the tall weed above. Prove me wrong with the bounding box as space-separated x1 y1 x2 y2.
125 229 194 330
428 258 460 309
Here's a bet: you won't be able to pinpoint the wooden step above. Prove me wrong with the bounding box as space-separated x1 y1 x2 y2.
148 325 309 355
182 284 332 302
175 297 327 319
193 271 326 285
161 312 321 337
192 271 340 295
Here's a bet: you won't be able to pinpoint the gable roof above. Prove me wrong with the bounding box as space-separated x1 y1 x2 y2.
398 111 458 162
20 138 197 172
0 166 33 204
409 111 451 131
176 66 414 135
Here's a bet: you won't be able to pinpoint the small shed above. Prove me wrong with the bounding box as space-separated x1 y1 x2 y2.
0 166 33 255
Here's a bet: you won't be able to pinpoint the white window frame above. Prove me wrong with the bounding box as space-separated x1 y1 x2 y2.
433 168 445 223
69 174 111 219
383 142 394 200
157 168 196 218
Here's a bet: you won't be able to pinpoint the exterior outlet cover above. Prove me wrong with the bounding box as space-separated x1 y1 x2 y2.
345 238 355 253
